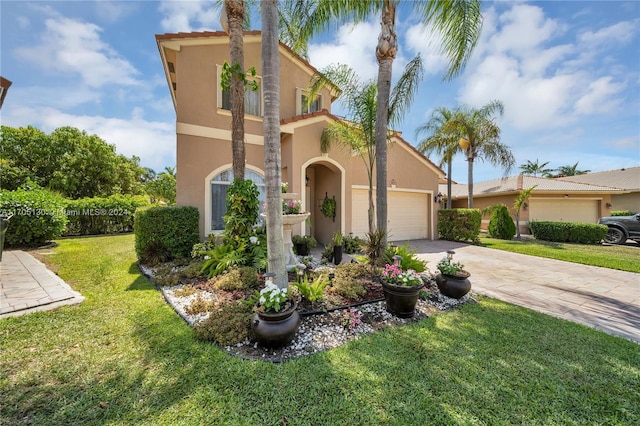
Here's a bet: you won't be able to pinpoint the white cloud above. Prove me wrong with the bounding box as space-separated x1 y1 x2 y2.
3 106 175 171
575 76 626 115
405 24 449 76
308 21 381 82
158 0 219 33
578 20 638 46
94 1 138 24
15 15 141 88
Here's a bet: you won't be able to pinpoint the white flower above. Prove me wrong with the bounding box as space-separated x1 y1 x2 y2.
249 236 259 245
204 255 210 260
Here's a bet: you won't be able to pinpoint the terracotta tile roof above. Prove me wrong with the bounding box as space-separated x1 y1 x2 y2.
441 175 626 199
555 167 640 191
280 109 339 125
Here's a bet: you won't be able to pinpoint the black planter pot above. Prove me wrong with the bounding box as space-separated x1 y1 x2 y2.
333 245 343 265
252 301 300 348
294 242 309 256
381 281 424 318
435 272 471 299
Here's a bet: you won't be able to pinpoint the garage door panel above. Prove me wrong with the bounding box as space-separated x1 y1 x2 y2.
529 199 598 223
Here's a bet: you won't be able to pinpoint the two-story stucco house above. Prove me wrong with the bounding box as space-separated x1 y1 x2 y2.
156 31 444 245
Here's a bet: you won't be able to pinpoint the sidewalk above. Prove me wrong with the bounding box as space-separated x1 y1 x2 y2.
0 250 84 319
405 239 640 343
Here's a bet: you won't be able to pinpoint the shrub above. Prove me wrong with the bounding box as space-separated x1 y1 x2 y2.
611 210 634 216
293 273 330 303
193 300 254 346
328 263 367 300
343 234 363 254
0 185 67 247
384 244 427 272
488 204 516 240
438 209 481 242
134 206 200 264
530 221 608 244
213 267 259 291
64 194 147 236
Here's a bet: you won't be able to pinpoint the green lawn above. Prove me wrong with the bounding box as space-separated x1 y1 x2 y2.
1 234 638 425
479 234 640 273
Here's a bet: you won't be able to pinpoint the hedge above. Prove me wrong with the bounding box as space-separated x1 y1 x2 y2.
611 210 634 217
488 205 516 240
438 209 481 242
530 221 608 244
134 206 200 263
0 187 67 247
64 195 148 236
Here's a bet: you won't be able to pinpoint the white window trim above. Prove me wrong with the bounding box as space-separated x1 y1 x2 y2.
296 87 322 115
216 64 263 117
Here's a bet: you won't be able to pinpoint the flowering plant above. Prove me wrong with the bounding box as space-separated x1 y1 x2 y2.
381 264 423 286
258 280 289 312
282 199 302 214
281 182 289 193
341 308 362 333
436 258 466 276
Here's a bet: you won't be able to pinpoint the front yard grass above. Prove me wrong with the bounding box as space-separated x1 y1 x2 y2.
1 234 638 425
480 234 640 273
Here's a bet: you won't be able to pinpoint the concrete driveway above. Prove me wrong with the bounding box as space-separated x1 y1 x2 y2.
398 239 640 343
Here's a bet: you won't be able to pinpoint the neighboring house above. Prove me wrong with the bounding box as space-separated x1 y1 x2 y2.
556 167 640 214
156 31 444 244
0 76 12 109
444 175 626 233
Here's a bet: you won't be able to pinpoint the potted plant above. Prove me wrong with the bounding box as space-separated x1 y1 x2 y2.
435 251 471 299
332 231 344 265
251 274 300 347
292 235 317 256
380 263 424 318
321 193 336 221
282 199 302 215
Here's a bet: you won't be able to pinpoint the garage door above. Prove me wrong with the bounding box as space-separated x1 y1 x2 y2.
529 199 598 223
352 189 429 240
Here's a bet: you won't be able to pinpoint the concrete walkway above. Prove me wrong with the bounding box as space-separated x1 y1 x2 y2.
403 240 640 343
0 250 84 319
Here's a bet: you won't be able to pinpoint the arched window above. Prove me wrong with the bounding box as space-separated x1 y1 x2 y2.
210 169 266 231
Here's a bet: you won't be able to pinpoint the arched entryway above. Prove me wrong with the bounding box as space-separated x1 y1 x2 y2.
301 157 345 246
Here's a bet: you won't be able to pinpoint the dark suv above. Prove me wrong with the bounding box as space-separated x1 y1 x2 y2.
598 213 640 244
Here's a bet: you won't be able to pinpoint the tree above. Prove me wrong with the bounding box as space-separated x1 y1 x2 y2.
415 106 462 209
145 172 177 205
553 162 591 177
262 0 287 289
513 185 537 240
445 100 515 208
311 56 423 234
519 159 553 177
289 0 483 243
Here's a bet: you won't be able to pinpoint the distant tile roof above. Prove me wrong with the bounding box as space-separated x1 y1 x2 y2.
442 175 626 199
555 167 640 191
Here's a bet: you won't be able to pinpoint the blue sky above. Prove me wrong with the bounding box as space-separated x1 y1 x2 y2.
1 1 639 184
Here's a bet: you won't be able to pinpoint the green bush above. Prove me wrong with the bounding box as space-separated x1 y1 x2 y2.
488 204 516 240
194 300 254 346
213 267 260 291
134 206 200 263
328 263 367 300
384 244 426 272
530 221 608 244
438 209 481 242
611 210 634 216
64 194 147 236
343 234 363 254
0 185 67 246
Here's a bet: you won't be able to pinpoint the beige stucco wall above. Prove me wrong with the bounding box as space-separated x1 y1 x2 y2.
611 192 640 214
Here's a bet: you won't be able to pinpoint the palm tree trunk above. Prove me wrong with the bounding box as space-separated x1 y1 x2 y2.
261 0 287 288
446 159 452 209
467 155 474 208
374 0 397 243
226 0 246 180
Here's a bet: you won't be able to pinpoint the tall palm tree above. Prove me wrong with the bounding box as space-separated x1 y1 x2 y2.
513 185 537 240
445 100 515 208
288 0 483 243
310 56 424 234
554 162 591 177
519 159 553 177
261 0 287 288
415 106 461 209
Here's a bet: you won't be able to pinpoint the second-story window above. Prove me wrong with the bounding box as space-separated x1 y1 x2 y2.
217 65 262 116
296 88 322 115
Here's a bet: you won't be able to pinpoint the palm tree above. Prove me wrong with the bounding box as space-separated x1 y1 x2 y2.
445 100 515 208
519 159 553 177
289 0 483 243
553 162 591 177
261 0 287 288
415 106 462 209
513 185 537 240
311 56 424 234
160 166 176 178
